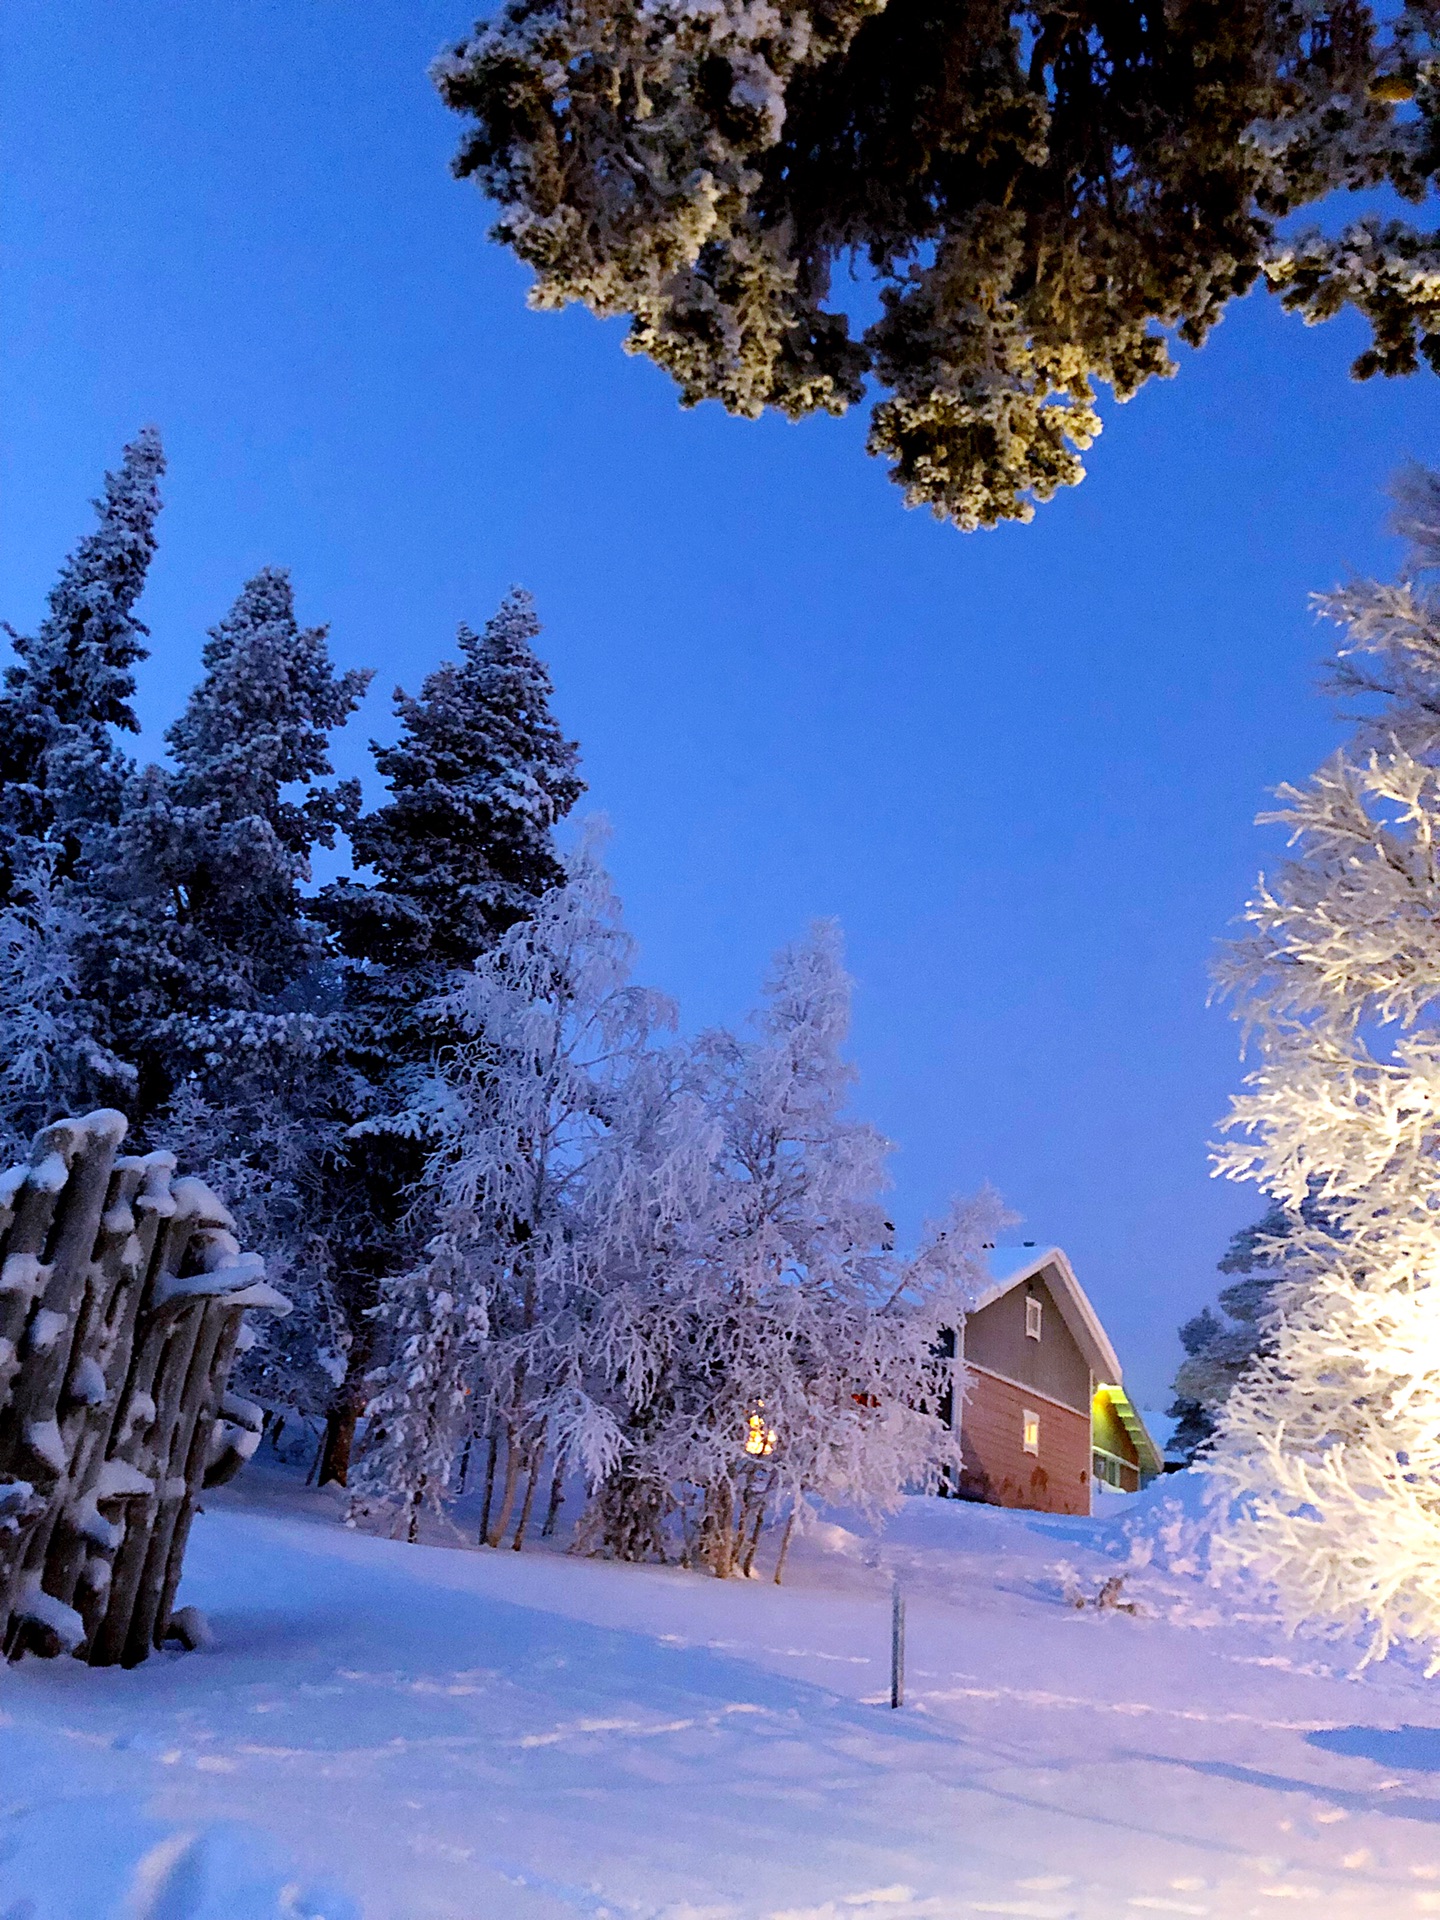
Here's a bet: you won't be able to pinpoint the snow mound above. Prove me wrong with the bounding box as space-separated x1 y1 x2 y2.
1094 1467 1223 1578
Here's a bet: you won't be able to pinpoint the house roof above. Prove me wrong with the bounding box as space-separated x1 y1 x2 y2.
1095 1384 1165 1478
976 1245 1124 1385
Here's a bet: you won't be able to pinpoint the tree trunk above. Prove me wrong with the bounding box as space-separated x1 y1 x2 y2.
318 1398 359 1488
511 1448 544 1551
479 1430 498 1545
772 1509 797 1586
318 1320 376 1488
305 1425 323 1485
540 1455 566 1538
740 1494 768 1578
486 1428 523 1548
701 1481 735 1578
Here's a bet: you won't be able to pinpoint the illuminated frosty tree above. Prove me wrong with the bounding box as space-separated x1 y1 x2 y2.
1207 466 1440 1669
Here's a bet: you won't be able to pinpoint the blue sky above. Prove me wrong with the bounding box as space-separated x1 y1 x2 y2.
6 2 1440 1411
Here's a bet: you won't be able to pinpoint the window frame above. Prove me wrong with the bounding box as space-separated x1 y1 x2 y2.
1022 1408 1040 1456
1025 1295 1043 1341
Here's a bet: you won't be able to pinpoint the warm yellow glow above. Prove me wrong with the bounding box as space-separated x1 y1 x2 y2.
745 1409 777 1457
1022 1410 1040 1456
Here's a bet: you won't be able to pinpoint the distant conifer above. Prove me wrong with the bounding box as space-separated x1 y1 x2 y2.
0 427 165 896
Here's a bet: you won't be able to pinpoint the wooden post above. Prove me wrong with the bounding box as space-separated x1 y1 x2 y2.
0 1115 287 1669
890 1581 905 1710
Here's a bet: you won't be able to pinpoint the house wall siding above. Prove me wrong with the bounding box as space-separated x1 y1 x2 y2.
959 1366 1091 1516
962 1271 1092 1411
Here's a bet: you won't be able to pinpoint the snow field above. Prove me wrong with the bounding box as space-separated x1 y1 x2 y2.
6 1467 1440 1918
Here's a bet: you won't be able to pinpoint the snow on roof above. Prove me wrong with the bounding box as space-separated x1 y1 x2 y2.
975 1244 1124 1385
984 1244 1054 1290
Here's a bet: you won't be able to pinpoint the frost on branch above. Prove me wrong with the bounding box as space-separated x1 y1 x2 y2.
354 830 1008 1576
1205 467 1440 1669
434 1 1440 530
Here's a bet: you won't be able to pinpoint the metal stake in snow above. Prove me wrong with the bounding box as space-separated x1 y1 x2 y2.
890 1580 906 1709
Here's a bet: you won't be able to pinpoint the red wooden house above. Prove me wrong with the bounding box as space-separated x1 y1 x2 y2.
946 1245 1161 1516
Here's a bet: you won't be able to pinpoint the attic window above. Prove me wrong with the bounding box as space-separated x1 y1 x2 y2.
1025 1296 1043 1341
1022 1409 1040 1456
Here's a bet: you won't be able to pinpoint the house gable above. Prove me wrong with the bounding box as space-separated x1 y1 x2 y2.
962 1267 1091 1414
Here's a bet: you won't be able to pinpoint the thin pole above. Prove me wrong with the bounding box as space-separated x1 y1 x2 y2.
890 1581 905 1709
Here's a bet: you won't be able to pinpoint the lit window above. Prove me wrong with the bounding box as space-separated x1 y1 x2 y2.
1025 1296 1043 1341
1022 1409 1040 1455
744 1409 776 1457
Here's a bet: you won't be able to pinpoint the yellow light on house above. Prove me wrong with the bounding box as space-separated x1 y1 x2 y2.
745 1409 776 1457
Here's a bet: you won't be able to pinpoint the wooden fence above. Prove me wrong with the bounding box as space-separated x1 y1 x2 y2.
0 1109 287 1666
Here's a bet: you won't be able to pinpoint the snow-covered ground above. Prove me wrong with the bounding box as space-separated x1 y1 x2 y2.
6 1463 1440 1919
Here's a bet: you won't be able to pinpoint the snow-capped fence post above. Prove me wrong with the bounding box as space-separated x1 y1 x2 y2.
890 1580 906 1709
0 1111 288 1666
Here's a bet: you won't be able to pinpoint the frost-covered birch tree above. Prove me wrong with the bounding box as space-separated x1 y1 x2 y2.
609 921 998 1577
1206 465 1440 1669
353 874 1004 1573
350 826 687 1544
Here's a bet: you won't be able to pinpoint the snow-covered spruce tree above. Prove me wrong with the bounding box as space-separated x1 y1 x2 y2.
316 590 583 1485
587 921 1004 1576
435 2 1440 531
345 1236 491 1544
0 427 165 897
1167 1204 1300 1463
0 429 167 1139
349 827 692 1544
87 566 369 1124
82 568 370 1405
1206 466 1440 1668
